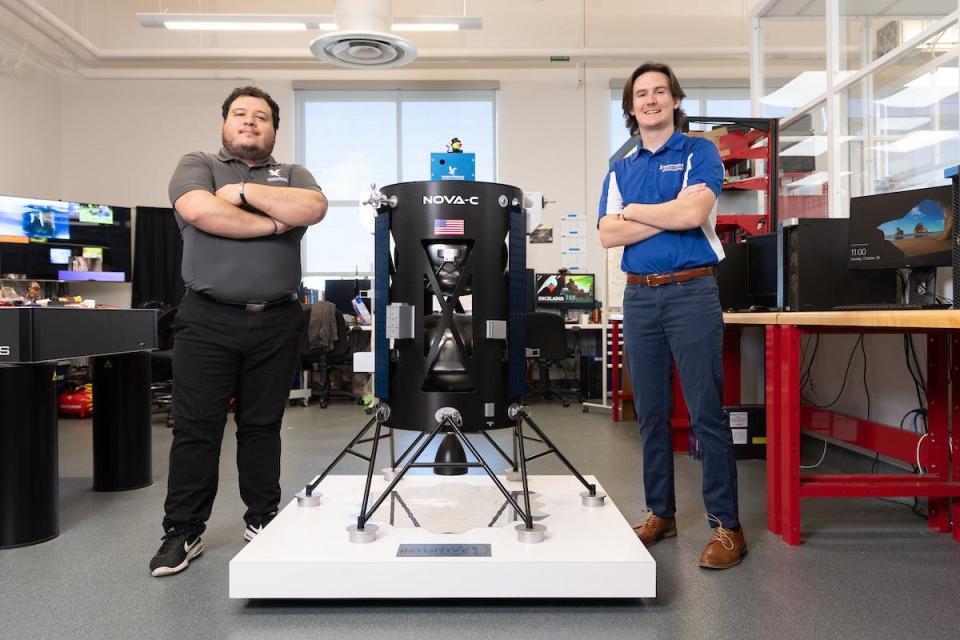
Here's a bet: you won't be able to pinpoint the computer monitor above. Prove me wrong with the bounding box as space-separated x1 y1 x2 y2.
535 273 596 310
848 185 952 304
0 195 132 282
0 195 70 241
49 247 71 265
324 278 371 315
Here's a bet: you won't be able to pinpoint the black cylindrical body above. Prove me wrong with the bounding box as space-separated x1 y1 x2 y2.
92 352 152 491
381 181 521 433
0 364 58 548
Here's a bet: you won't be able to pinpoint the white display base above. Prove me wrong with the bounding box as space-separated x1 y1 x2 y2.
229 474 655 599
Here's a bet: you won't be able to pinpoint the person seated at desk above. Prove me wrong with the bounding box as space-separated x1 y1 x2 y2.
24 281 42 302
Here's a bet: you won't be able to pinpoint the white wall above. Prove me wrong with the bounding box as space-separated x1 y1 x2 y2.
55 67 629 297
0 60 61 199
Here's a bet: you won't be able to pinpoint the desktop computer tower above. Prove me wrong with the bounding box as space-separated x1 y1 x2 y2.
716 241 748 312
579 355 603 400
746 233 778 309
777 218 898 311
717 235 778 311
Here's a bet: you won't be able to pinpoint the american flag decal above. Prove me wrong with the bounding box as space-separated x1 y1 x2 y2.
434 219 465 236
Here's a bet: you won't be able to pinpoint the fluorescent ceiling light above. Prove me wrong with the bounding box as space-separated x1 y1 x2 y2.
877 116 931 131
781 137 827 157
785 171 828 188
876 68 960 109
392 23 459 32
137 13 479 32
760 71 855 109
780 135 855 157
784 171 851 189
874 130 956 153
165 21 307 31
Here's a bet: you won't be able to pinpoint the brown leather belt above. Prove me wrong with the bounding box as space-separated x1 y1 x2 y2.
626 265 716 287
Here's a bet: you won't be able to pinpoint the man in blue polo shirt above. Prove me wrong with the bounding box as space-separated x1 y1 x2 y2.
598 61 745 569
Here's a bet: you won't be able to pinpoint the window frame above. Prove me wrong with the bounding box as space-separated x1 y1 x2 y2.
295 88 498 278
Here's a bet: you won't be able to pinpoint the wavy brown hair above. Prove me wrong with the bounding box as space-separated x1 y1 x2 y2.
621 61 687 137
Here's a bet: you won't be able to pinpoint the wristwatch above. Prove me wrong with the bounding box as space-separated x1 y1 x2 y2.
238 181 248 207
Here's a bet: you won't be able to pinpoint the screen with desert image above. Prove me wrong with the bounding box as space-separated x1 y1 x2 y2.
847 185 952 270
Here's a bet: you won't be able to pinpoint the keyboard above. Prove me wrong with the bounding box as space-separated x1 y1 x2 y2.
830 302 951 311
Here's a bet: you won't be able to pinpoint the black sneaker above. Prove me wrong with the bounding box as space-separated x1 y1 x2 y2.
149 530 204 577
243 512 277 542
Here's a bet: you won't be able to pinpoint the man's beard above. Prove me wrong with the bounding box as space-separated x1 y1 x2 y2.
222 133 275 163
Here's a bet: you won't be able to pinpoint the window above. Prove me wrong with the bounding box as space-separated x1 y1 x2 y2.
296 89 497 283
609 86 750 158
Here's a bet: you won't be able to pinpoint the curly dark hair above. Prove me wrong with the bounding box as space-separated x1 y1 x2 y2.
621 61 687 137
221 86 280 131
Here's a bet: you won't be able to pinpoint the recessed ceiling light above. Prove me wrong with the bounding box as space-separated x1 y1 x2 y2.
137 13 479 33
164 21 308 31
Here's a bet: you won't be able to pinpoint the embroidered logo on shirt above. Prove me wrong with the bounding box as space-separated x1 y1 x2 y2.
266 168 288 183
659 163 684 172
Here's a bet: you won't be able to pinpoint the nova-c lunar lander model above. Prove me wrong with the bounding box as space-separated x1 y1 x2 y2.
229 180 655 600
297 180 605 543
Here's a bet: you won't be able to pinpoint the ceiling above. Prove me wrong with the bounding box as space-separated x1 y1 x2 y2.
0 0 777 77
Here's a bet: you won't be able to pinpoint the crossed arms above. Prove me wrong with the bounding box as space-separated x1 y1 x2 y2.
598 183 716 249
175 182 328 239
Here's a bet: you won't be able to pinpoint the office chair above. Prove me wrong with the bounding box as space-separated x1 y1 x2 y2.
301 304 365 408
149 306 176 426
524 311 582 407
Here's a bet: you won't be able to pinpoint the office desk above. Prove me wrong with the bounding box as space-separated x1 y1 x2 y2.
0 307 157 548
609 313 777 443
722 311 779 409
565 322 611 412
768 311 960 545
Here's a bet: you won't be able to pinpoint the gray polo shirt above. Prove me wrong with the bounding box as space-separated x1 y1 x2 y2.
168 147 322 302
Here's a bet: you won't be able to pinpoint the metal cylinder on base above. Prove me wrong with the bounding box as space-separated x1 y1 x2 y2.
92 352 152 491
0 364 58 548
380 181 522 434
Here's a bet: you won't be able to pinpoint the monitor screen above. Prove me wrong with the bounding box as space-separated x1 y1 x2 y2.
0 195 132 281
49 247 72 264
324 278 371 315
848 185 952 270
535 273 596 309
0 195 70 241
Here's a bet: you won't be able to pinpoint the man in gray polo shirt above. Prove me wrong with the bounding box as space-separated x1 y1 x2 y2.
150 86 327 577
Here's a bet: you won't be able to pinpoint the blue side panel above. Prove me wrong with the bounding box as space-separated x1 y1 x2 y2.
508 209 527 400
375 212 390 400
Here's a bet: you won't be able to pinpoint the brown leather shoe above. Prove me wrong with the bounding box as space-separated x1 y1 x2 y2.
698 521 747 569
632 510 677 546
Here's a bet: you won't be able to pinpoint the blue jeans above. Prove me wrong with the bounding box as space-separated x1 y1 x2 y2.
622 275 740 529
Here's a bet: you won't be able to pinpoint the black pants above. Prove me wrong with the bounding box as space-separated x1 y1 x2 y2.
162 291 305 535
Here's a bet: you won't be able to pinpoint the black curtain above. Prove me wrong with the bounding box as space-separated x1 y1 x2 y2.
132 206 184 308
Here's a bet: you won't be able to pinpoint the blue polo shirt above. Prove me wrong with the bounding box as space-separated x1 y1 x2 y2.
598 129 725 275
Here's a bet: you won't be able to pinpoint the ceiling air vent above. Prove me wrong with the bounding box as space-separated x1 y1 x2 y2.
310 0 416 69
